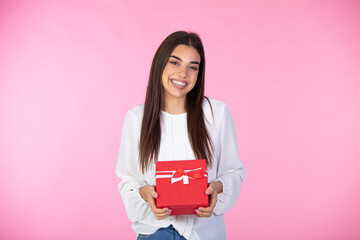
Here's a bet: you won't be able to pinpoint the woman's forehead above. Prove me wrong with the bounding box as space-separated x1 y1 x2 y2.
170 44 201 62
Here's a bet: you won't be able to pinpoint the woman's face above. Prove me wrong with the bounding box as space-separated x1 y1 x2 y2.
161 44 201 102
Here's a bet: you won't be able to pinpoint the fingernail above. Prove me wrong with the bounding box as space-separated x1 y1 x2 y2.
153 193 158 198
205 189 210 195
168 210 172 215
195 209 199 213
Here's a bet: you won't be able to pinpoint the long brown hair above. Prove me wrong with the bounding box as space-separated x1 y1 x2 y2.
139 31 213 173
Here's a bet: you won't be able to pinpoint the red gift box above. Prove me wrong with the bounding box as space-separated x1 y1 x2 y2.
155 159 209 215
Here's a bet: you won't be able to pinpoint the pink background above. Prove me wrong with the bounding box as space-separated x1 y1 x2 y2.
1 0 359 239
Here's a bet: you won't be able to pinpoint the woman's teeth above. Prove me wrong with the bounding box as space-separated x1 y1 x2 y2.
171 79 186 86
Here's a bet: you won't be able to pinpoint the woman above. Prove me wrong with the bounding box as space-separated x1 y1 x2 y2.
116 31 245 240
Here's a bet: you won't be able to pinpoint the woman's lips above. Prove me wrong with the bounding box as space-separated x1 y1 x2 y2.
170 79 188 89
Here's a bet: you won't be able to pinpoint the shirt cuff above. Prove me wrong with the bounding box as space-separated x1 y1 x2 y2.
134 185 148 204
213 177 232 215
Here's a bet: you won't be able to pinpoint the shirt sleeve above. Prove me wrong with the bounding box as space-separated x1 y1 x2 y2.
116 110 151 222
213 104 246 215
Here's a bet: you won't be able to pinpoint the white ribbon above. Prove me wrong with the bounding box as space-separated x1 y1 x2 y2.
155 167 207 184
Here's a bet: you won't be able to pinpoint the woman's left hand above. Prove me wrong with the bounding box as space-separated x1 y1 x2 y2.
195 181 223 218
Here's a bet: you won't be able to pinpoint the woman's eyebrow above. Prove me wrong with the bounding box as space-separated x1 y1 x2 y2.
170 55 200 65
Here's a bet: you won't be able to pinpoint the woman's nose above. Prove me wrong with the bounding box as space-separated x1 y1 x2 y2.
177 66 188 78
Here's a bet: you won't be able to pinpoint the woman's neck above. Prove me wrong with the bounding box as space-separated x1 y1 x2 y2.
163 95 186 115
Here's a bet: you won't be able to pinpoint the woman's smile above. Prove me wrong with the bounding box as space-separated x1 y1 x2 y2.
170 78 188 89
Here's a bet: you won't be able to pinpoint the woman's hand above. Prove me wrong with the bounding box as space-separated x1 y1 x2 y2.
195 181 223 218
139 185 172 220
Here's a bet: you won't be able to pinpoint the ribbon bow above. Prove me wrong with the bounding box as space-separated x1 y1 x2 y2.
171 168 205 184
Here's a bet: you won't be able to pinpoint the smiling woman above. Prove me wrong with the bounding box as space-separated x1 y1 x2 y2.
116 31 245 240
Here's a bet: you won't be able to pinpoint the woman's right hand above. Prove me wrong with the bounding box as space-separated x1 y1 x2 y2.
139 185 172 220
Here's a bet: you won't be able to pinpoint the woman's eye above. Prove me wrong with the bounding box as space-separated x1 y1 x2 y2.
190 66 198 71
170 61 178 65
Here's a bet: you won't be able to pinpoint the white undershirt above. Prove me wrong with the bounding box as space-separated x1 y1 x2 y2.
116 98 245 240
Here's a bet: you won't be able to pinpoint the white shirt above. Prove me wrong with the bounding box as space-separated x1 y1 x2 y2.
116 98 245 240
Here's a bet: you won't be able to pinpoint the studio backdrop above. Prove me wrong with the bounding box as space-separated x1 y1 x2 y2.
0 0 359 239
